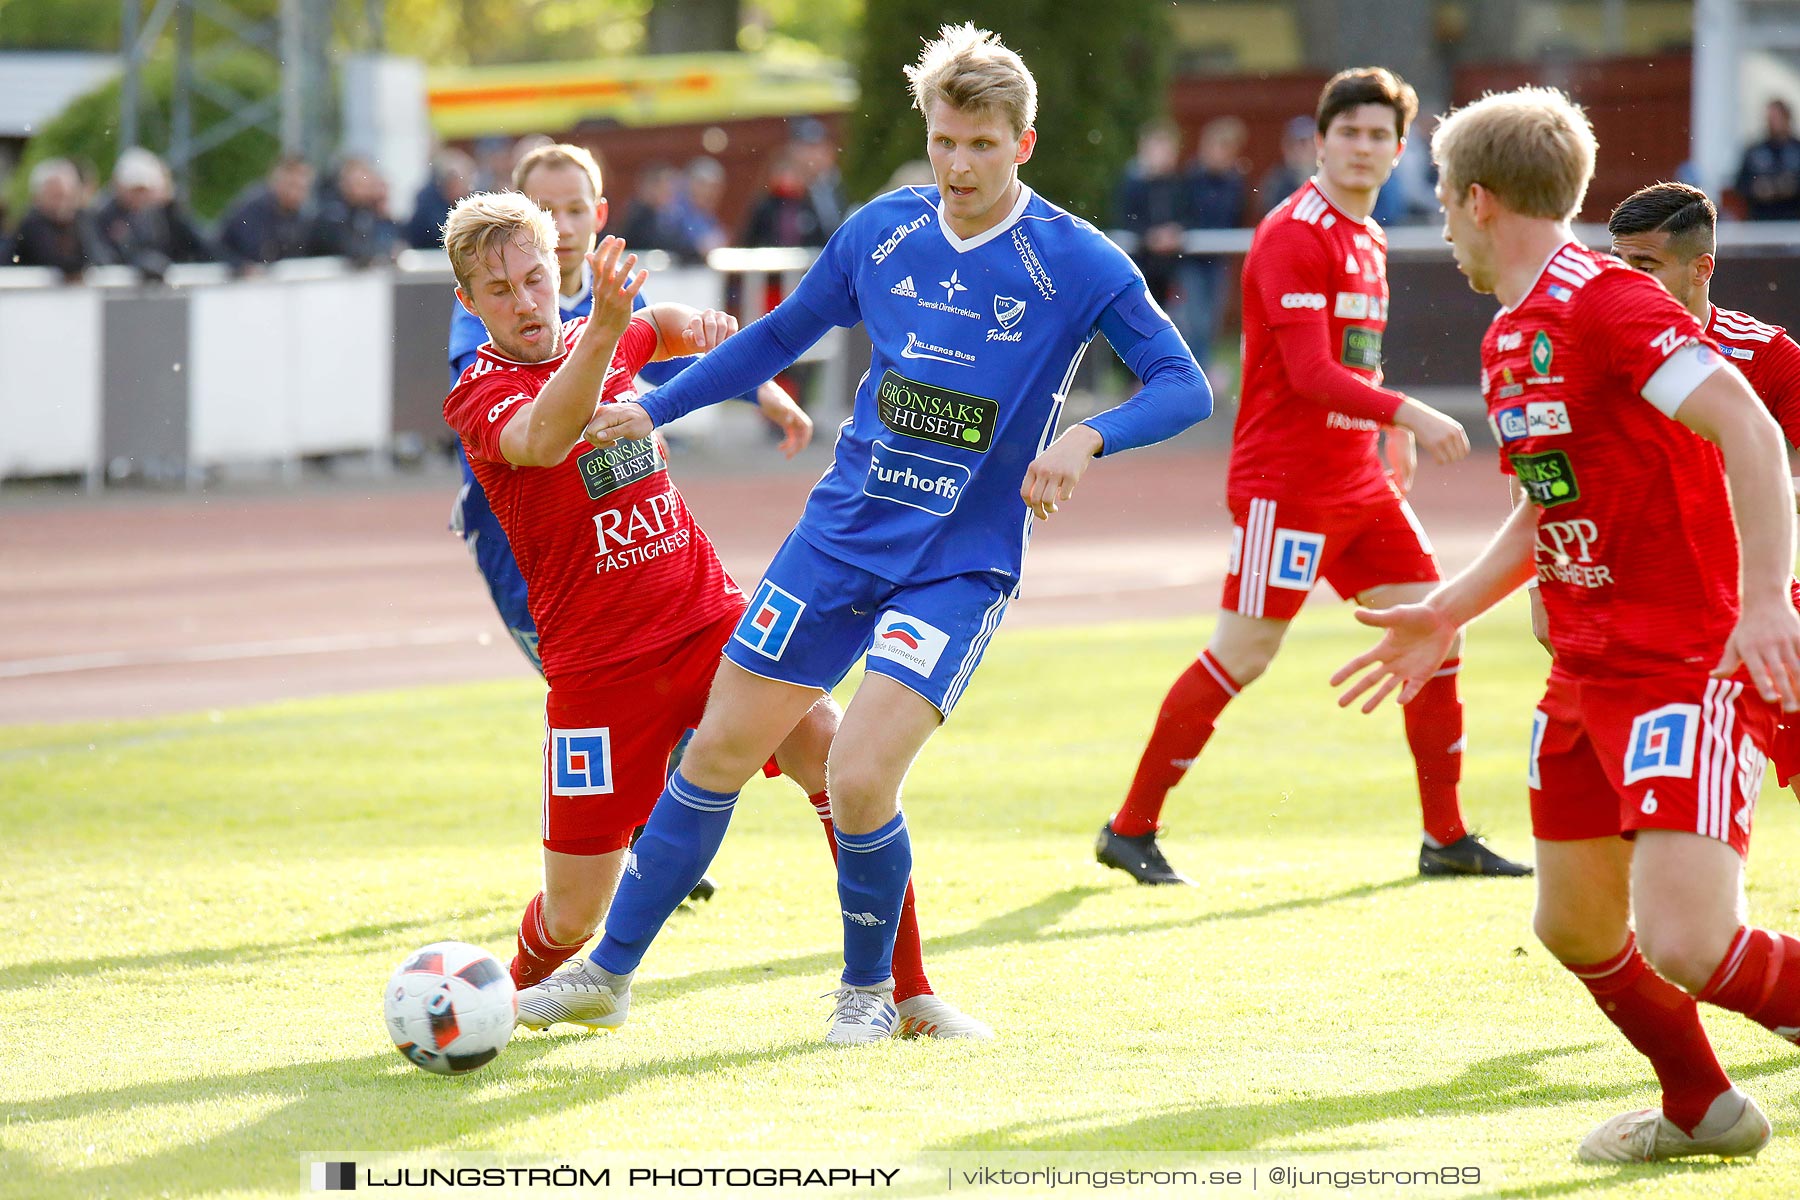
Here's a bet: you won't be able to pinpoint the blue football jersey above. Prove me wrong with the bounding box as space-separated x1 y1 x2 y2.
786 185 1154 584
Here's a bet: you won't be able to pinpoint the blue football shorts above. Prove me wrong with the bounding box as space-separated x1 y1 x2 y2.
723 530 1013 717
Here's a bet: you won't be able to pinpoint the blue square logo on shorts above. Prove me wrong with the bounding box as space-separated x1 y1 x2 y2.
735 580 806 660
1624 703 1699 785
1269 528 1325 591
552 726 614 796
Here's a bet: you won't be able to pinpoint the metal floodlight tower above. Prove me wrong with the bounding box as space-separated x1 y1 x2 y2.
117 0 338 202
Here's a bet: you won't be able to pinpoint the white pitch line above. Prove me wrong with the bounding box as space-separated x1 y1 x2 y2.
0 627 487 679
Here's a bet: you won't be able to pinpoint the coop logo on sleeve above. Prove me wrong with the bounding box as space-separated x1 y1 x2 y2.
867 611 950 677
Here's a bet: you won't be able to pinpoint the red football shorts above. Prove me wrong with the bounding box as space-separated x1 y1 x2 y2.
1782 580 1800 787
540 609 743 855
1222 490 1440 621
1773 719 1800 788
1528 670 1780 857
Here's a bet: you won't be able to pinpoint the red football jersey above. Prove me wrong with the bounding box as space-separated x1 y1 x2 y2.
1705 304 1800 447
443 315 741 678
1228 180 1400 506
1483 242 1740 677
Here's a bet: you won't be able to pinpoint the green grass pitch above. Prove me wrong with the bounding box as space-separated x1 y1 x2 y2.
4 596 1797 1198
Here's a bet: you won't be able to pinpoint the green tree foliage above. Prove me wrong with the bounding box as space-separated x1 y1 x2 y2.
846 1 1170 220
0 0 121 50
380 0 654 64
8 50 280 220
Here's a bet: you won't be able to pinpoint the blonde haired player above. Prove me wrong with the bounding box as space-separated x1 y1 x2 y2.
523 23 1212 1042
1335 87 1800 1163
439 194 986 1039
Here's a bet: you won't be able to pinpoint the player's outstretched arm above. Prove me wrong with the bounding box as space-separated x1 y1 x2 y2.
1332 502 1538 711
1674 366 1800 709
502 237 645 467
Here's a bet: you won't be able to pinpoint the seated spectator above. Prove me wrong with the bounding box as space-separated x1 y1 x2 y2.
311 157 400 266
1179 116 1249 370
742 146 830 248
1734 98 1800 221
1257 115 1317 215
218 155 318 270
1114 121 1187 310
406 149 476 250
617 162 695 259
93 147 214 279
791 116 846 235
673 156 729 261
6 157 111 279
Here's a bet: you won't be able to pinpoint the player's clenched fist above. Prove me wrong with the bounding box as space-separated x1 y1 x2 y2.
681 309 738 353
1392 397 1470 465
586 236 648 340
584 400 653 449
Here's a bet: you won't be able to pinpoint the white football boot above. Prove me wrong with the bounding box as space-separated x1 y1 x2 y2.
895 993 994 1040
823 980 898 1044
515 960 632 1032
1577 1093 1771 1164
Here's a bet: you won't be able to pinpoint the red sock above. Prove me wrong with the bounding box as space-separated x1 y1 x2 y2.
1699 926 1800 1045
1112 651 1240 837
1403 657 1467 846
510 891 587 989
810 791 931 1002
1566 934 1733 1134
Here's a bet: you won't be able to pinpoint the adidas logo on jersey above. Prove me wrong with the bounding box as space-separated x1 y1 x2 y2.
891 276 917 298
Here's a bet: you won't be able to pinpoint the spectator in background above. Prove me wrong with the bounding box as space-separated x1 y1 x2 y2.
674 156 729 261
617 162 695 259
6 157 111 278
741 146 829 248
406 149 476 250
218 155 318 270
1114 121 1187 313
1178 116 1248 371
311 157 399 266
790 116 846 235
1734 98 1800 221
1257 115 1318 215
93 147 214 279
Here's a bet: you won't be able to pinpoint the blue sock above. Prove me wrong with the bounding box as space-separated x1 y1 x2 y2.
835 812 911 987
591 770 738 976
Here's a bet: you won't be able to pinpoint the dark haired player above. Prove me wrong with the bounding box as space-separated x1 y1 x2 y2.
1596 180 1800 802
1101 68 1531 883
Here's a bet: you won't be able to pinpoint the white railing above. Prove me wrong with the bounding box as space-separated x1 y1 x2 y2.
0 246 828 487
